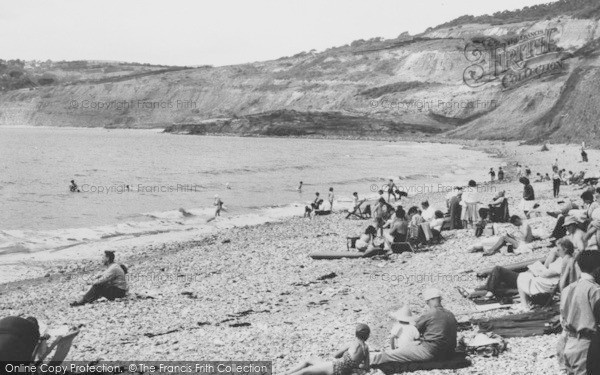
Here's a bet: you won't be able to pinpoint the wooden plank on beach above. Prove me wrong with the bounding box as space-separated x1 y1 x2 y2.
310 252 365 260
476 256 547 278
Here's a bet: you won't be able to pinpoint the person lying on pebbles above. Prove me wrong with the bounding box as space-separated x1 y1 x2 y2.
467 215 538 256
459 238 576 312
283 324 370 375
70 251 128 307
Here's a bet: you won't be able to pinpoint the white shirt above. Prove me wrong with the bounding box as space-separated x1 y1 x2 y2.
421 207 436 221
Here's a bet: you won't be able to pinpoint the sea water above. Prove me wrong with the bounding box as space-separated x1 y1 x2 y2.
0 126 499 254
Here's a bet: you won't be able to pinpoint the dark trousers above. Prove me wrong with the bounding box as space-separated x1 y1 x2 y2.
82 284 126 304
552 215 567 240
553 179 561 198
484 266 519 295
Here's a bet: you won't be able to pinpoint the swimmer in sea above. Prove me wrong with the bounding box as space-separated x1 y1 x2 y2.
70 180 80 193
298 181 303 192
226 182 231 189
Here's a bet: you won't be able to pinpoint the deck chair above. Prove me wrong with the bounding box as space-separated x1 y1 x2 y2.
34 329 80 365
346 203 371 220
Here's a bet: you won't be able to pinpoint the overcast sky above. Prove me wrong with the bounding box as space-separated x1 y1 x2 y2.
2 0 554 67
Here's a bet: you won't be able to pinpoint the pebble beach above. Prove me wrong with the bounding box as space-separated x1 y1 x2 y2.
1 139 599 374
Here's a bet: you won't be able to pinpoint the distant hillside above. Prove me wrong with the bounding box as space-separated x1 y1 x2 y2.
3 0 600 146
433 0 600 29
0 60 191 91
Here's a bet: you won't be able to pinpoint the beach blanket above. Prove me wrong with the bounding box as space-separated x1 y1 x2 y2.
372 352 471 374
471 305 560 338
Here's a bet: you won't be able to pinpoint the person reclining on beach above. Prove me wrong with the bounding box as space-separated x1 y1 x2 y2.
283 324 370 375
70 251 128 307
461 239 576 311
547 199 579 243
468 215 536 256
371 288 457 366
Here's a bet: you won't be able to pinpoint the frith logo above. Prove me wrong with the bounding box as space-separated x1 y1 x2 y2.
463 27 568 89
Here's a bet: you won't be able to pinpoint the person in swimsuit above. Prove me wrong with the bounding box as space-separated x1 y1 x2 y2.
328 187 334 211
284 324 370 375
297 181 303 192
214 195 223 217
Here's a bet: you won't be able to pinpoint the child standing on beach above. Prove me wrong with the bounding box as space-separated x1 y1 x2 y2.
214 195 223 217
489 168 496 182
328 187 334 210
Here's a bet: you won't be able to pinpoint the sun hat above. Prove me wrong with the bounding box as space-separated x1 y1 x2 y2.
423 287 442 301
389 305 415 324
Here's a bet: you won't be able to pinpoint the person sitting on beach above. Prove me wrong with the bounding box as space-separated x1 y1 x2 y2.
525 166 532 177
356 225 378 253
468 215 535 256
421 200 436 222
544 173 551 182
429 211 446 241
460 180 481 229
548 199 580 243
534 173 544 183
382 207 409 252
461 238 576 311
388 305 420 350
371 288 457 365
70 251 128 307
374 198 393 236
0 316 46 365
69 180 80 193
563 216 589 253
346 192 367 219
488 190 509 223
305 193 323 218
283 324 370 375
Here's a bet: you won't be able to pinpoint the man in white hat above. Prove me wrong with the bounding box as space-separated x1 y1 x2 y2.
372 287 457 365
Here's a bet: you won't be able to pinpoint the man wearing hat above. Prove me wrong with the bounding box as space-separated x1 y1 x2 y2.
372 288 457 365
71 250 128 306
563 216 588 253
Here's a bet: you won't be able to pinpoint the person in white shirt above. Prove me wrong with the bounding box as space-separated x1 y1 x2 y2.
421 200 436 222
388 305 420 350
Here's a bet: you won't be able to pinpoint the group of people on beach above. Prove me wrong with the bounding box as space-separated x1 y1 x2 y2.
284 287 457 375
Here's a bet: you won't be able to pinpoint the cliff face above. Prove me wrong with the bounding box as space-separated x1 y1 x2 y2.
2 15 600 145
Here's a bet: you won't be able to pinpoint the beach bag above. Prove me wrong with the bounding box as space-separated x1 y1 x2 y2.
461 333 507 357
